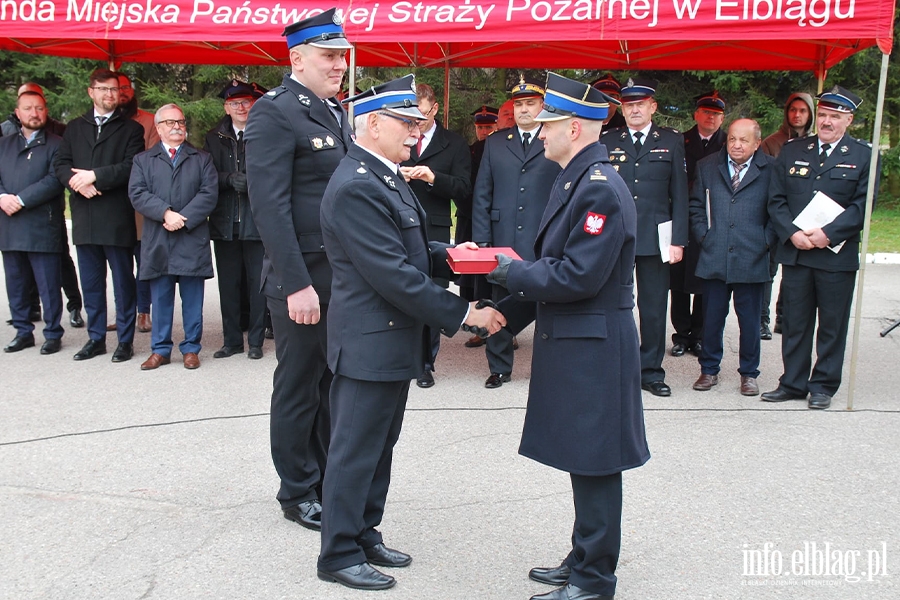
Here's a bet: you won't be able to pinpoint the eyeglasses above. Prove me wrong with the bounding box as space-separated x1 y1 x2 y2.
118 85 133 91
225 99 253 109
91 86 120 94
419 103 437 117
379 112 419 132
158 119 187 128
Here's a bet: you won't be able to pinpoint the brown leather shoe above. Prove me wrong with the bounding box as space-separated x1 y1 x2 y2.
512 336 519 350
183 352 200 370
464 334 485 348
106 323 117 332
137 313 152 333
141 353 171 370
740 376 760 396
692 373 719 391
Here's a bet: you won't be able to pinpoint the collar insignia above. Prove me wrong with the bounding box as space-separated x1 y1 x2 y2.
383 174 396 189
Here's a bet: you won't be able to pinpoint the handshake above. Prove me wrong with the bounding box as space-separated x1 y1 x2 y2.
462 299 506 339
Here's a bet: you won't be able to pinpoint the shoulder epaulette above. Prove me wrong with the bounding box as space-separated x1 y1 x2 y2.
261 86 289 100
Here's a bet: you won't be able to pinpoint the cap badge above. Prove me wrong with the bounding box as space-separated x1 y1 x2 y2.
584 212 606 235
626 78 634 87
232 79 239 87
831 85 841 94
333 10 344 25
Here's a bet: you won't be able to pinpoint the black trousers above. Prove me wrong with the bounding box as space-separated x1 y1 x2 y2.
670 290 703 346
778 265 856 396
485 282 517 376
562 472 623 597
635 255 670 383
267 296 332 509
319 375 410 571
214 238 266 349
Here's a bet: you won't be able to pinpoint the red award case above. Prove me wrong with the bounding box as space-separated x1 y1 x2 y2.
446 247 522 274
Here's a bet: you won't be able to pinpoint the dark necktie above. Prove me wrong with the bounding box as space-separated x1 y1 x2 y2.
237 130 245 168
522 132 531 152
730 161 746 191
169 147 177 163
702 138 709 148
633 131 643 153
819 143 831 167
96 116 107 140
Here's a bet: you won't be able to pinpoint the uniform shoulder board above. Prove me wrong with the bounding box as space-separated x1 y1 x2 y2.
852 137 872 148
600 126 625 138
659 125 680 135
588 163 608 181
784 137 799 145
261 86 289 100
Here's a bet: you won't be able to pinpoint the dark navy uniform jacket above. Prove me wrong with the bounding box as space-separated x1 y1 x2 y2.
499 142 650 476
321 144 469 382
600 124 689 256
768 134 871 272
245 74 353 303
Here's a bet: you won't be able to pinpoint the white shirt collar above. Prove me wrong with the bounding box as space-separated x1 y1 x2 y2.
628 123 653 140
93 109 114 121
517 125 539 143
356 143 399 174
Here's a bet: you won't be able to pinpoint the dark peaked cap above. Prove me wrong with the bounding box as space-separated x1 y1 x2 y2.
816 85 862 113
282 7 353 49
535 72 620 122
344 74 426 119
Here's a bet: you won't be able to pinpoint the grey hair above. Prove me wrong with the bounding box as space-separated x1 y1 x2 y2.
354 113 372 137
154 104 183 124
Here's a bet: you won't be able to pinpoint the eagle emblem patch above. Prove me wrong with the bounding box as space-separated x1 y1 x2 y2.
584 212 606 235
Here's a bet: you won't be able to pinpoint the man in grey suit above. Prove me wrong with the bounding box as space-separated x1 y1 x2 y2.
688 119 776 396
317 76 505 591
472 77 560 389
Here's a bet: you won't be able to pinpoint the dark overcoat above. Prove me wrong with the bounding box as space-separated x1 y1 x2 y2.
0 129 65 253
689 148 778 284
203 115 260 241
472 126 560 261
499 142 650 476
768 134 870 272
600 124 689 256
321 144 469 382
54 109 145 247
128 142 217 280
400 121 471 244
245 75 353 303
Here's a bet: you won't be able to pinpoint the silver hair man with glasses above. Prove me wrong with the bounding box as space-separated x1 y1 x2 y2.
245 8 354 532
54 67 145 363
398 82 471 389
318 74 505 591
129 104 217 371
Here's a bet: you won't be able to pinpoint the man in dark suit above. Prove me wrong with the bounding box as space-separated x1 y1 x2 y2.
689 119 776 396
399 83 471 388
600 78 689 397
245 8 354 530
54 68 145 363
205 80 267 360
472 77 561 389
0 91 66 354
488 73 649 600
763 86 871 410
670 91 727 359
317 76 505 591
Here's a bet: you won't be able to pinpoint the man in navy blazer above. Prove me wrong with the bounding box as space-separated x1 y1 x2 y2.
688 119 776 397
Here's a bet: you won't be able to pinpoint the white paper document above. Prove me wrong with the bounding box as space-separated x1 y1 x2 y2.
792 191 845 254
658 220 672 263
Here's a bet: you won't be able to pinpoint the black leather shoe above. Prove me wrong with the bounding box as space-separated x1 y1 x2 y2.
641 380 671 397
40 339 62 355
760 388 806 402
28 308 41 322
69 309 84 328
73 339 106 360
264 326 275 340
760 323 772 340
416 370 435 388
773 321 782 334
808 393 832 410
670 343 686 357
248 347 263 360
213 345 244 359
4 335 35 353
530 583 613 600
485 372 511 389
283 499 322 531
317 563 396 591
111 342 133 363
364 543 412 568
688 342 702 356
529 562 571 586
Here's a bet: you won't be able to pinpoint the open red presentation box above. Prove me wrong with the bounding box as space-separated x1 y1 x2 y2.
446 247 522 274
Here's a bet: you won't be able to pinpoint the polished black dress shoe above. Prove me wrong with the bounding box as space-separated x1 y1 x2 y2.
773 320 783 334
529 562 571 586
28 308 41 322
530 583 613 600
4 335 35 353
670 343 686 357
264 326 275 339
364 543 412 567
247 347 263 360
688 341 702 356
641 380 671 397
73 339 106 360
760 388 806 402
760 322 772 340
111 342 134 362
808 393 832 410
213 345 244 359
416 370 435 388
69 309 85 328
40 338 62 355
485 372 511 389
283 499 322 531
317 562 396 590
